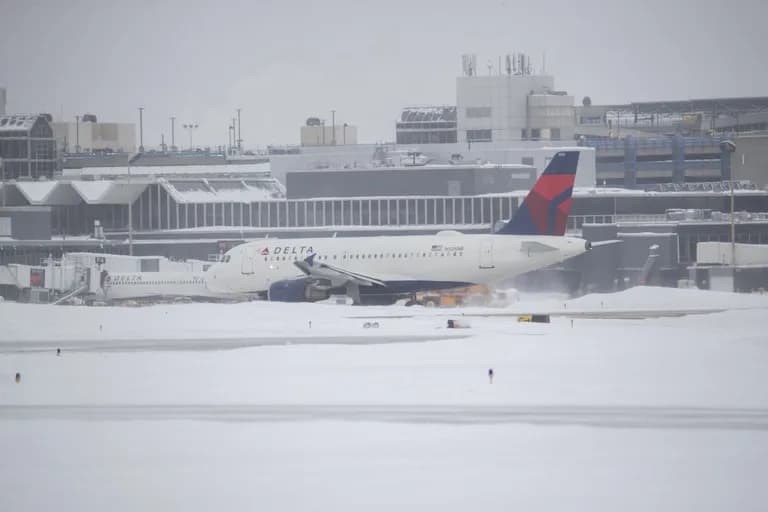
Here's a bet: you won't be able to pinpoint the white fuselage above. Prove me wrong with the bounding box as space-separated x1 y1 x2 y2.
101 272 226 301
206 232 588 295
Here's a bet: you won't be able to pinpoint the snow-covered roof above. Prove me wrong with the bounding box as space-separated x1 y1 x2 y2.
14 181 57 203
6 176 285 207
0 114 39 133
161 178 285 204
14 182 82 205
11 181 144 206
70 181 146 204
69 181 112 202
573 186 767 198
287 163 533 174
62 163 271 178
399 106 457 123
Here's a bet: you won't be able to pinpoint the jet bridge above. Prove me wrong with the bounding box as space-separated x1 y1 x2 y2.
0 252 211 303
638 244 661 286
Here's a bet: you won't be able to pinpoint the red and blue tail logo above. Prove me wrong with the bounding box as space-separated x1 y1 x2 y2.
497 151 579 236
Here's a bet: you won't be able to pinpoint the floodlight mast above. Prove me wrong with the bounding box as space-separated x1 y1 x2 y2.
127 152 142 255
720 139 737 283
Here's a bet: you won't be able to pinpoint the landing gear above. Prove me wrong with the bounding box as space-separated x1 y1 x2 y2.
345 282 361 305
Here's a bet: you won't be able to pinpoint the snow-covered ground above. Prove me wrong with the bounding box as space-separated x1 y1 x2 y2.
1 287 768 511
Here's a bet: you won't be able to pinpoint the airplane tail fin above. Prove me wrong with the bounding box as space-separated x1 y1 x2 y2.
497 150 579 236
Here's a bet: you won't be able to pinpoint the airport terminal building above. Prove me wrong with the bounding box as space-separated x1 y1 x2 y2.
3 62 768 301
3 149 768 299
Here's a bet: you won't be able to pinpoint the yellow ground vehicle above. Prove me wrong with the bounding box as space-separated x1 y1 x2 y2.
517 314 551 323
413 285 496 307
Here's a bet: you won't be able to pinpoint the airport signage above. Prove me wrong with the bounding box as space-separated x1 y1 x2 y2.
30 268 45 288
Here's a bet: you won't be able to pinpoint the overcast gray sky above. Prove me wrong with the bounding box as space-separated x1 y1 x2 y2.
1 0 766 148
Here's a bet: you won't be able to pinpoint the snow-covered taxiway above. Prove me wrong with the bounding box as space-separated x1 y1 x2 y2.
1 287 768 511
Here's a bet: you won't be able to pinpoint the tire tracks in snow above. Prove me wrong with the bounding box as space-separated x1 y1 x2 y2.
3 404 768 431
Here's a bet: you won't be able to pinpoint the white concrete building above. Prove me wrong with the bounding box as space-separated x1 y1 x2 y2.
456 73 575 144
53 119 136 153
269 143 596 189
300 123 357 146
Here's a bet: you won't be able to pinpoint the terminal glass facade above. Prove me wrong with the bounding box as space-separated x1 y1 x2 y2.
0 115 57 180
48 184 519 236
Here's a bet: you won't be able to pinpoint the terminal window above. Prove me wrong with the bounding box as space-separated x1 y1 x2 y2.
467 129 492 142
466 107 492 118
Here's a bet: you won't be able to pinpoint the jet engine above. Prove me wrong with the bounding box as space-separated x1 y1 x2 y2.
267 279 329 302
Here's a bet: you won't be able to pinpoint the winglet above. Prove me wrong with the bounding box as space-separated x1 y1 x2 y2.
497 151 579 236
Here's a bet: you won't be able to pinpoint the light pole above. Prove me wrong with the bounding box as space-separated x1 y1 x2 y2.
721 140 737 270
343 122 348 145
138 107 144 152
730 177 735 264
183 123 199 150
75 115 80 153
0 157 5 208
170 116 176 151
231 117 237 154
127 152 142 256
331 110 336 145
236 108 242 152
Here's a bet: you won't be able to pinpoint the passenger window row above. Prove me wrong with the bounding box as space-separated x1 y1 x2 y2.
265 252 464 262
113 280 200 285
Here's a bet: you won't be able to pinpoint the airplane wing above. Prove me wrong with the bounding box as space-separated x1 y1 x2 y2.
294 254 387 288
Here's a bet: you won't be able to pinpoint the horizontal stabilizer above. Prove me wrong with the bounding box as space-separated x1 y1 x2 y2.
589 240 622 248
520 241 558 253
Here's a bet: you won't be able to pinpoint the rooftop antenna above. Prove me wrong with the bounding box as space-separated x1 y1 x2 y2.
461 54 477 76
542 51 546 73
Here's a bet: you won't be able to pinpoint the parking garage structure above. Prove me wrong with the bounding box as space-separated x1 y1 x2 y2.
0 114 57 180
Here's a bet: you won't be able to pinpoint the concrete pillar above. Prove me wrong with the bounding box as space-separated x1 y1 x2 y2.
720 137 732 181
623 136 637 189
672 134 685 184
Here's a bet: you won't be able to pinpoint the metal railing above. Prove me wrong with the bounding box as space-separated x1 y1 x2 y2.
585 136 722 151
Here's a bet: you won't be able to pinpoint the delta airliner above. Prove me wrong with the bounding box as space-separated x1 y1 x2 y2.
205 151 590 304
